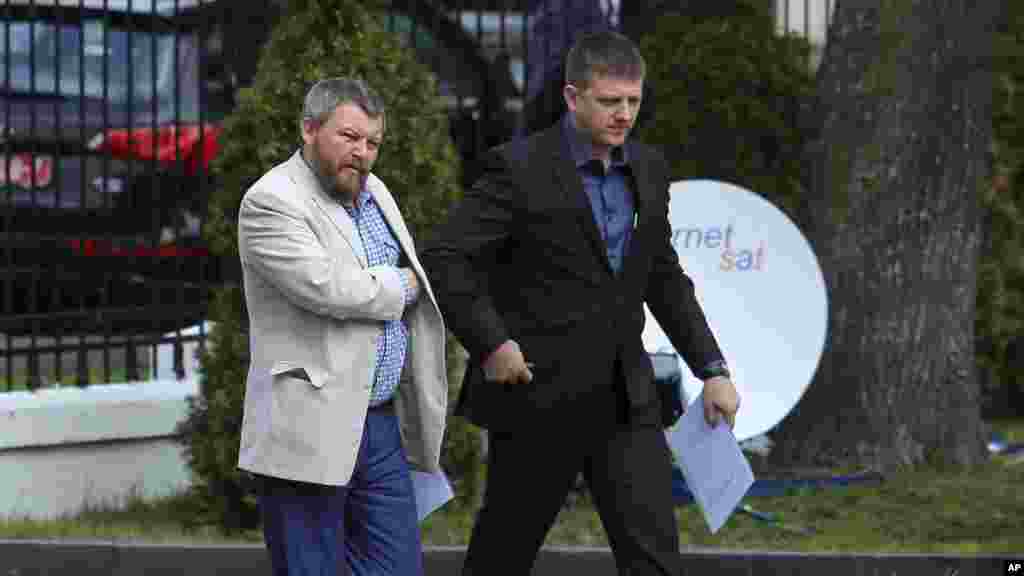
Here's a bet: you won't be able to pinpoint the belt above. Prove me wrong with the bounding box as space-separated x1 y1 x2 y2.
368 399 395 412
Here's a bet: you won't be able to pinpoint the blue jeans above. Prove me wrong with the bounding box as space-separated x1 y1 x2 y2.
258 404 422 576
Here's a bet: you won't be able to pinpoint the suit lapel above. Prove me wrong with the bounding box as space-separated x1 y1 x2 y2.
546 125 615 277
286 150 368 268
620 144 654 283
367 175 443 314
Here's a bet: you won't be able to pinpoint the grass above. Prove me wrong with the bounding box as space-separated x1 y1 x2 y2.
0 490 262 544
3 456 1020 554
2 416 1022 552
669 458 1023 554
420 457 1024 554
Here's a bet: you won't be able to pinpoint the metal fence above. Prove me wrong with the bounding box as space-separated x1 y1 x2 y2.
0 0 236 389
0 0 826 391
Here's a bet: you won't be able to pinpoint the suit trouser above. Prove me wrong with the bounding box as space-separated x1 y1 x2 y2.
257 403 423 576
462 391 683 576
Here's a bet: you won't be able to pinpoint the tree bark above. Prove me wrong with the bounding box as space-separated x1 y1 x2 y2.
770 0 1002 471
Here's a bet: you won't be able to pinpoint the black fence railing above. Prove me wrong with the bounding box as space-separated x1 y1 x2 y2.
1 0 814 392
0 0 236 390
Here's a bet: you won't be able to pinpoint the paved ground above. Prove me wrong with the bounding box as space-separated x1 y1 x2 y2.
0 541 1018 576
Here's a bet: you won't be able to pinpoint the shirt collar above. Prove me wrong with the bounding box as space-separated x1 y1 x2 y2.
349 187 373 213
563 114 630 169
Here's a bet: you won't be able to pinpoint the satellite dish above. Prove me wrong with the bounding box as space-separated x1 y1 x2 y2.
644 180 828 442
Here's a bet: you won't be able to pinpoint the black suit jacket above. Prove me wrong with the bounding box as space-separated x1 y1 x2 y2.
421 122 723 431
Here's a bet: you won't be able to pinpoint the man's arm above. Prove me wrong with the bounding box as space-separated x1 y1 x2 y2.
642 155 740 427
643 159 724 372
239 187 407 322
420 148 530 382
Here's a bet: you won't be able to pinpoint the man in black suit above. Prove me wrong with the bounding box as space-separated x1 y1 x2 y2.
421 30 741 575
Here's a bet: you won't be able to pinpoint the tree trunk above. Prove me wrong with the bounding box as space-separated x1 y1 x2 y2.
770 0 1001 471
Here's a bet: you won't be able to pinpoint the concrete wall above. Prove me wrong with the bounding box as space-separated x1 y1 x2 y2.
0 326 202 520
0 379 198 519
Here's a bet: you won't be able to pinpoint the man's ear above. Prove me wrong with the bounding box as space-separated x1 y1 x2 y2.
563 84 579 113
301 118 318 146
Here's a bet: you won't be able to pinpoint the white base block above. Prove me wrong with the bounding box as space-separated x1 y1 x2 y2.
0 378 200 520
0 437 192 520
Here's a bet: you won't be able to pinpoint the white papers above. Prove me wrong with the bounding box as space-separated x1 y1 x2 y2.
666 392 755 533
411 470 454 522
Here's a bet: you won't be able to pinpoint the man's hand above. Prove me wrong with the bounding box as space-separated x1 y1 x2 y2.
703 376 740 430
482 340 533 385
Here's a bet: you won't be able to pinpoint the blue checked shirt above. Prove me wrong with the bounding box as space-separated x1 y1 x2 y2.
334 188 418 406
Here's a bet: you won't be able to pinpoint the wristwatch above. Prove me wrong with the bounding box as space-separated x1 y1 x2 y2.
696 359 730 380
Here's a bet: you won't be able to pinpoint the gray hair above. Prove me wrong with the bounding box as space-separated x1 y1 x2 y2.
300 76 386 132
565 30 646 89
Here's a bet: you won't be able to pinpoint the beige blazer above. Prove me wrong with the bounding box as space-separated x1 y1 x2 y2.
236 150 448 486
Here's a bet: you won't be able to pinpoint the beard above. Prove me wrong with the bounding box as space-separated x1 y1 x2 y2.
305 145 368 205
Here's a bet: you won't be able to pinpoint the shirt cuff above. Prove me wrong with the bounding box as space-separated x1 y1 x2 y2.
695 359 730 380
398 268 420 307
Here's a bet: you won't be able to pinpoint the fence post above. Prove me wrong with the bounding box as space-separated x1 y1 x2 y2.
126 338 140 382
27 345 42 390
75 343 89 387
174 338 186 380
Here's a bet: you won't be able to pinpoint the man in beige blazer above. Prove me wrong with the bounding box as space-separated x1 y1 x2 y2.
236 77 448 576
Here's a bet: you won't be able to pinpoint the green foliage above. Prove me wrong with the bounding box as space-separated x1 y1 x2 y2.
203 0 460 249
437 344 484 511
978 0 1024 415
175 288 255 532
176 0 469 533
636 6 815 219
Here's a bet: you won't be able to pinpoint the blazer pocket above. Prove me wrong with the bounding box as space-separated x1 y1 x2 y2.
269 361 325 389
268 362 330 456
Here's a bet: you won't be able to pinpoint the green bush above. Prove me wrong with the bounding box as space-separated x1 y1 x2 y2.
976 179 1024 414
175 0 475 533
636 6 814 219
979 2 1024 415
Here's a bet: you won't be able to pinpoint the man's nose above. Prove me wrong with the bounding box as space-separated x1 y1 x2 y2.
350 139 367 158
613 107 633 123
613 102 636 121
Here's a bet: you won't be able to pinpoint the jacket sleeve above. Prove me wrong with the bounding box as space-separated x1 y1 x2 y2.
238 185 405 322
419 148 518 361
642 153 726 373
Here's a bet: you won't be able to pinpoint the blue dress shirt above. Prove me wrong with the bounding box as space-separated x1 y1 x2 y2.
337 188 417 407
562 116 729 378
563 114 634 274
